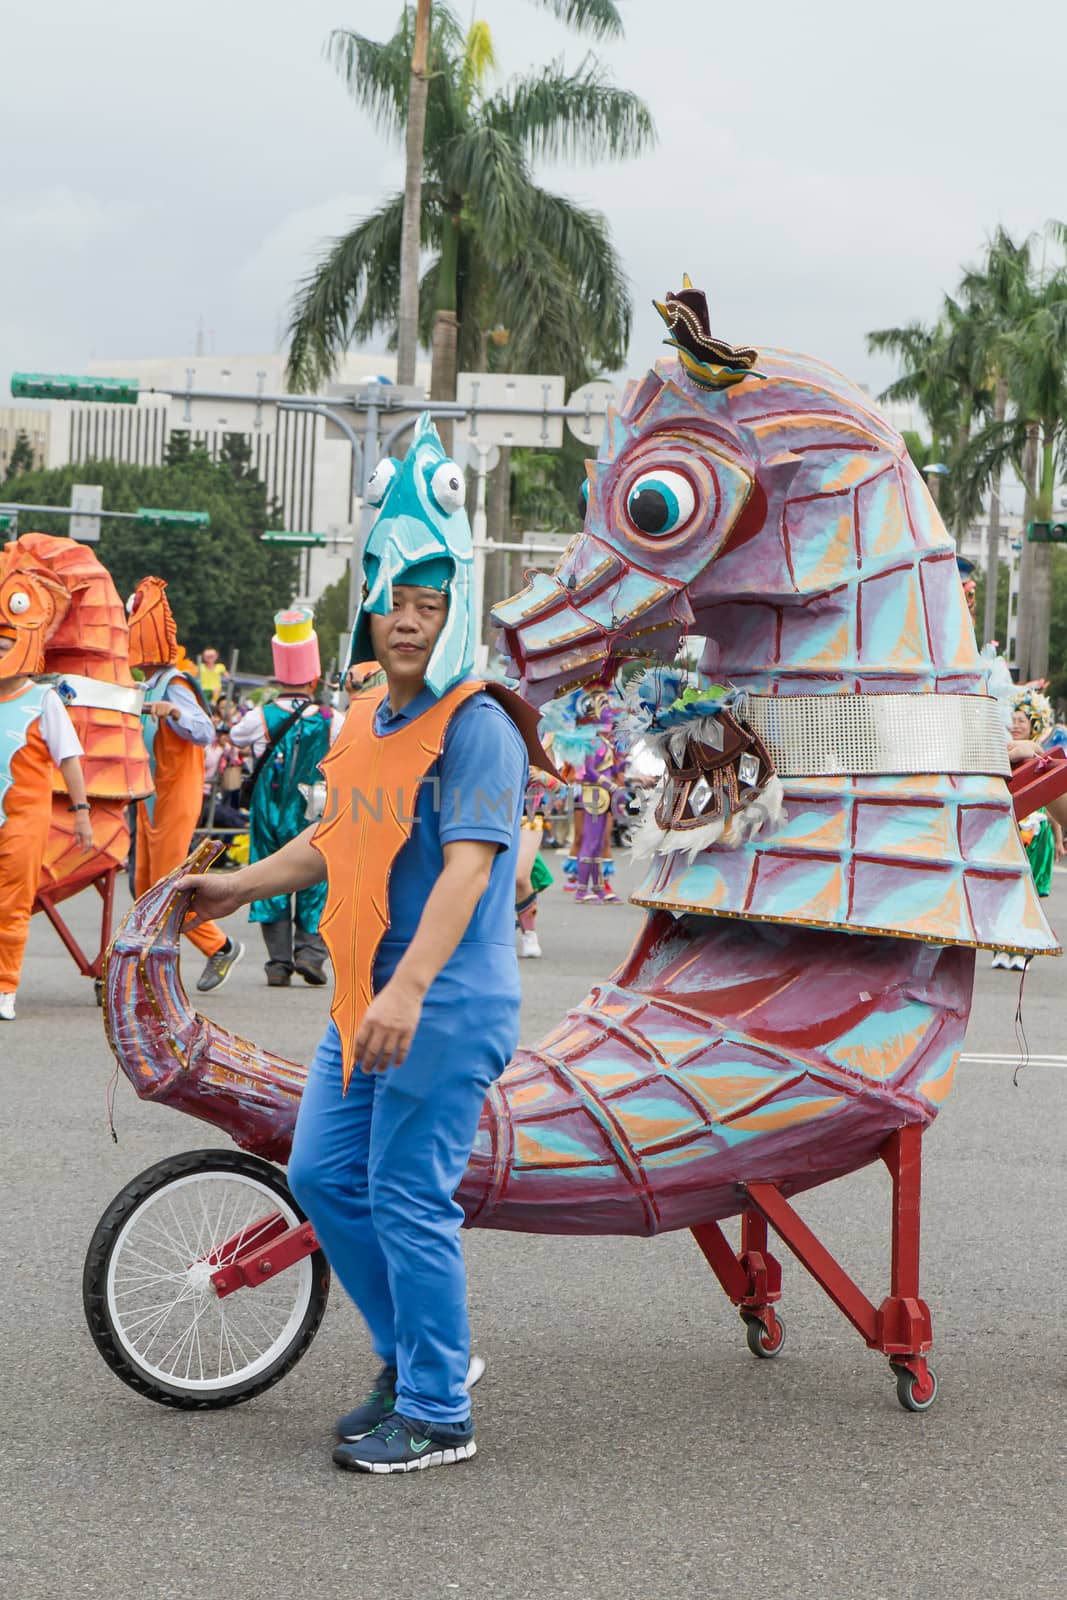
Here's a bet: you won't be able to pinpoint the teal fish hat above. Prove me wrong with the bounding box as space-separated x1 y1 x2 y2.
347 413 473 696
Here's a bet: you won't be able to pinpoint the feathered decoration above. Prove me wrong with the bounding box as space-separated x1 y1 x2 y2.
621 669 783 860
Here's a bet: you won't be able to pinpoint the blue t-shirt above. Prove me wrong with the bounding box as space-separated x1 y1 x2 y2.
373 685 528 964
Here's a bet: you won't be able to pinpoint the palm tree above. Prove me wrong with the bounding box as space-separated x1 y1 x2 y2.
954 225 1067 676
311 0 629 392
954 228 1035 644
865 319 958 509
866 306 992 520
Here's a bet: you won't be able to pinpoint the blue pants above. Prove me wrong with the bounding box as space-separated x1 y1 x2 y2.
288 954 518 1424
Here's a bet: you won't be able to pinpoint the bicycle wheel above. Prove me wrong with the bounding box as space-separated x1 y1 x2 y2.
83 1148 330 1409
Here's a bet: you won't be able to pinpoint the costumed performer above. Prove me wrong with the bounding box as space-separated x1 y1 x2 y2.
0 565 93 1020
229 608 340 987
515 770 559 958
993 686 1062 970
541 688 624 901
129 577 244 993
181 417 551 1474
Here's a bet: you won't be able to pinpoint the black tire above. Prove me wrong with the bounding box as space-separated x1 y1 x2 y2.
83 1148 330 1410
743 1312 786 1359
893 1362 938 1413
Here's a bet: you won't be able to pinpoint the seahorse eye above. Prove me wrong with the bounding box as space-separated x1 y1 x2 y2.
8 591 31 615
625 469 697 536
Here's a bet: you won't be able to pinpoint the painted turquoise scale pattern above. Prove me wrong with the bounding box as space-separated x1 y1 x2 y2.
457 912 973 1235
0 680 50 827
498 347 1057 955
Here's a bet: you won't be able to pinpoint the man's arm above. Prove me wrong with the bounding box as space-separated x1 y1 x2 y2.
354 839 497 1073
160 678 216 746
180 825 326 925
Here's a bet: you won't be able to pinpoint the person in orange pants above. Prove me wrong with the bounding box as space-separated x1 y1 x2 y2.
0 563 94 1020
128 577 244 993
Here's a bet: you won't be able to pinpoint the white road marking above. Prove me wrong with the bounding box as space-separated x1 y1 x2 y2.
961 1052 1067 1066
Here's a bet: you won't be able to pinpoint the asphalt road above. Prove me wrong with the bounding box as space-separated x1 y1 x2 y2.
2 855 1065 1600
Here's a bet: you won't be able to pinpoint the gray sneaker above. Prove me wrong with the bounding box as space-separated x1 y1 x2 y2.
196 938 245 993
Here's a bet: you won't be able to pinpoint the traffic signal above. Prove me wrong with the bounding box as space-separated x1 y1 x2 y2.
261 530 327 546
1026 521 1067 543
136 508 210 530
0 512 17 535
11 373 140 404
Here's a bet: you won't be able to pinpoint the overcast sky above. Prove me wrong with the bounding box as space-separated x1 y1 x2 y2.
3 0 1065 406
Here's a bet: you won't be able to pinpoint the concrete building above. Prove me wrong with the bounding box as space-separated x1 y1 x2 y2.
43 352 429 602
0 407 51 480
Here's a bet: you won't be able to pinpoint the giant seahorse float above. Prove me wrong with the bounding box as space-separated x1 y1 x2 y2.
98 282 1059 1409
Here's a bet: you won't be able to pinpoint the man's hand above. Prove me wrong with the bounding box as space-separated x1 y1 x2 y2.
179 870 250 927
355 976 425 1073
73 813 94 854
145 701 178 722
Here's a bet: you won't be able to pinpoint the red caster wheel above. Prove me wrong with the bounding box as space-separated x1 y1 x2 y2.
743 1313 786 1359
893 1363 938 1412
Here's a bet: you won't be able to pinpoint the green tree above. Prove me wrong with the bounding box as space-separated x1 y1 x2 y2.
313 571 352 665
3 456 298 674
287 3 652 399
386 0 625 386
867 301 992 524
955 227 1067 677
1047 547 1067 707
510 434 588 532
956 227 1035 643
3 429 36 484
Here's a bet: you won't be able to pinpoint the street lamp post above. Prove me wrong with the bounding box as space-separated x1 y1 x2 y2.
10 370 617 643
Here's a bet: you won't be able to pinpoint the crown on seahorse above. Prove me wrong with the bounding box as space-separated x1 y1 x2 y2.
654 275 762 390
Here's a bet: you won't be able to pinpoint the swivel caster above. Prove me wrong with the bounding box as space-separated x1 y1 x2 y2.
94 979 105 1007
892 1362 938 1412
743 1312 786 1359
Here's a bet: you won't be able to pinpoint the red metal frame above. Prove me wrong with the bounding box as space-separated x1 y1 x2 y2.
691 1123 935 1400
32 862 118 980
210 1216 319 1299
201 1126 938 1404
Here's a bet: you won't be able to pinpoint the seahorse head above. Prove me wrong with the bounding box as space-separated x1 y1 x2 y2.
0 542 70 678
494 281 975 705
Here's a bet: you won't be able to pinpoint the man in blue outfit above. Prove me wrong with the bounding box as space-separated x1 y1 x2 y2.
184 419 546 1474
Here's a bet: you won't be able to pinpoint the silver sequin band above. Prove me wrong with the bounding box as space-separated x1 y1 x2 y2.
744 693 1011 778
53 674 146 715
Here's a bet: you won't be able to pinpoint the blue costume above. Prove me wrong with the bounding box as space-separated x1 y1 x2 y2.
287 416 534 1456
288 686 527 1422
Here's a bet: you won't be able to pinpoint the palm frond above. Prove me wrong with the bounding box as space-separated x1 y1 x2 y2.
486 57 655 162
438 126 533 253
461 18 497 102
523 188 631 362
954 415 1031 524
327 5 466 142
285 194 408 391
532 0 625 40
326 27 410 139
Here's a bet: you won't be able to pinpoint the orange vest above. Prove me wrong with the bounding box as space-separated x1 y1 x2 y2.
313 681 486 1089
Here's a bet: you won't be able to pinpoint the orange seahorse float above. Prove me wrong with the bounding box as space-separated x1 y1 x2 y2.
0 533 151 983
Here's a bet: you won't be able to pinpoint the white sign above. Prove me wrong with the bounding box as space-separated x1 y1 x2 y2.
565 380 621 449
459 440 501 475
455 372 565 450
70 483 102 543
168 368 277 437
